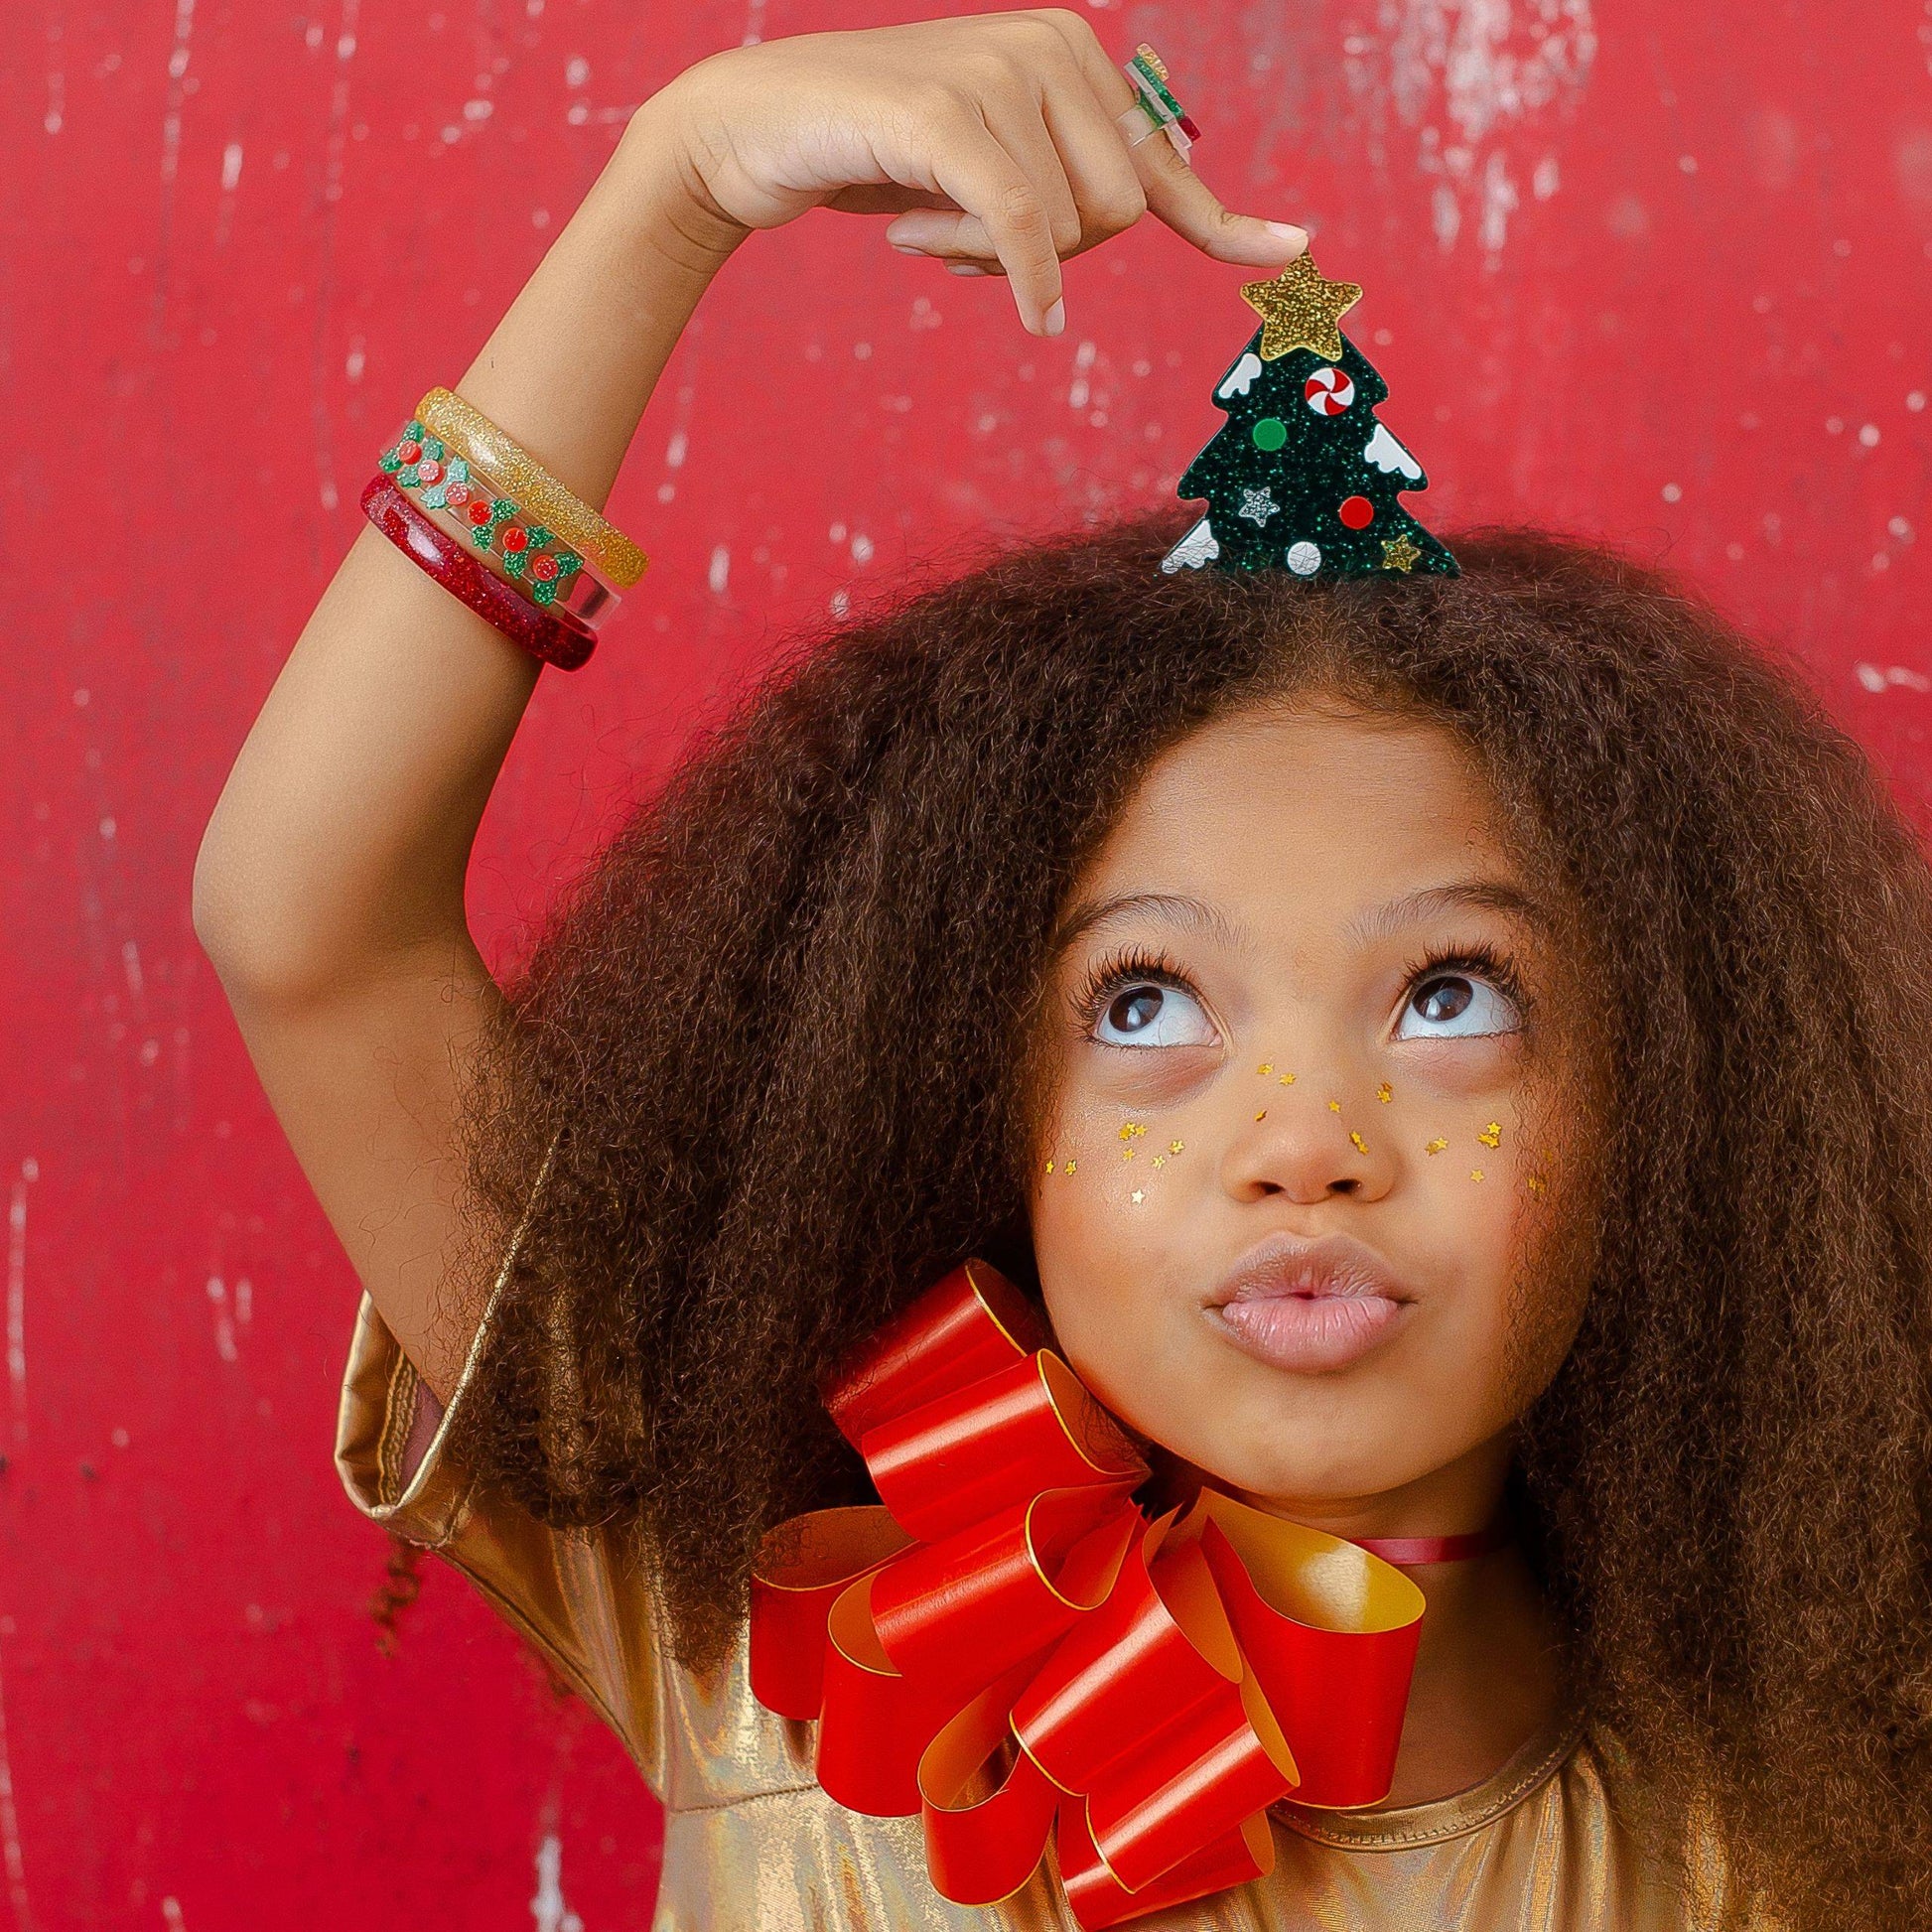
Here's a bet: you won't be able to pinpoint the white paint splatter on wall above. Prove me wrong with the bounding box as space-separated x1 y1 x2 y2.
1345 0 1597 263
6 1160 33 1447
530 1833 584 1932
0 1637 30 1932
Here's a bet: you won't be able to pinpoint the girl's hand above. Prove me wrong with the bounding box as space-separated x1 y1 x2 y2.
643 10 1310 336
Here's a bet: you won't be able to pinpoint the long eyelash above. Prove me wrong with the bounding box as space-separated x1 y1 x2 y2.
1401 942 1531 1017
1072 945 1197 1030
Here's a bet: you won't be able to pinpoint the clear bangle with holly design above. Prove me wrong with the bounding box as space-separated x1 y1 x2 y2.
378 421 620 632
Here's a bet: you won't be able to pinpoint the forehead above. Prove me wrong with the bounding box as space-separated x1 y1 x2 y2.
1075 703 1520 928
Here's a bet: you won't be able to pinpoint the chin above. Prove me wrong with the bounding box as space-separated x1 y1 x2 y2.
1191 1432 1398 1506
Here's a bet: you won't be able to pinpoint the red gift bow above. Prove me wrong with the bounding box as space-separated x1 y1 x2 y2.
749 1261 1427 1929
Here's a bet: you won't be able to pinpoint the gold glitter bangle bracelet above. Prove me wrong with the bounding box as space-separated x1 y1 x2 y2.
414 387 649 589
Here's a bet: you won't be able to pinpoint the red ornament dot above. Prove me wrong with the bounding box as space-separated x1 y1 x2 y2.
1338 495 1375 529
469 501 493 526
500 525 529 553
444 483 472 507
416 460 444 485
531 555 560 582
396 440 422 465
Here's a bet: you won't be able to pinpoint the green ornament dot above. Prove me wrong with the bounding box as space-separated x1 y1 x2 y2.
1252 417 1288 452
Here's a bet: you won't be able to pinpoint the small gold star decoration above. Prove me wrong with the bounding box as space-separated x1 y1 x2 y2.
1152 1155 1167 1170
1279 1071 1297 1084
1477 1121 1503 1149
1122 1148 1137 1162
1255 1110 1268 1122
1064 1160 1077 1175
1169 1140 1184 1156
1470 1169 1486 1182
1327 1099 1342 1114
1380 534 1423 573
1239 254 1364 362
1119 1122 1148 1141
1257 1061 1273 1076
1527 1174 1547 1195
1426 1137 1449 1155
1376 1082 1393 1103
1349 1132 1370 1155
1044 1160 1055 1173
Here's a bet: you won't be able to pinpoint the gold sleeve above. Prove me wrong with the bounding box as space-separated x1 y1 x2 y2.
333 1287 668 1798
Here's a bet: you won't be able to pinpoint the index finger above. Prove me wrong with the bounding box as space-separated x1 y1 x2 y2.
1041 16 1311 267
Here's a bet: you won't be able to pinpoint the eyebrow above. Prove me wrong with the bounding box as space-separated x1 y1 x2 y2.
1048 892 1243 959
1050 879 1545 961
1344 879 1548 945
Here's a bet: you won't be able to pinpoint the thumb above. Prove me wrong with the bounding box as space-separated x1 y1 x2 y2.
1137 136 1309 267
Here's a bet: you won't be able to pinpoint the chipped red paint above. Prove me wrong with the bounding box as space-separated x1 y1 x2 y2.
2 1 1928 1926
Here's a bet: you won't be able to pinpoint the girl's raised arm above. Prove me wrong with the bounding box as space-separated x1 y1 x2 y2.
193 11 1307 1400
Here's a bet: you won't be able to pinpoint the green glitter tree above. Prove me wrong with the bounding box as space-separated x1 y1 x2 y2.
1163 256 1457 581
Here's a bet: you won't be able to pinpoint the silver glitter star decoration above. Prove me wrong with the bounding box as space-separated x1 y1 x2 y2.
1238 486 1278 526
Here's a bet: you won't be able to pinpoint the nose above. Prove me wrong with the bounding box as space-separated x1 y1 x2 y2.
1218 1084 1391 1205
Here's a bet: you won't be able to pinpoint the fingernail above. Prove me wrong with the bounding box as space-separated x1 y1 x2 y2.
1042 298 1066 337
891 243 926 256
1265 220 1311 248
946 263 990 277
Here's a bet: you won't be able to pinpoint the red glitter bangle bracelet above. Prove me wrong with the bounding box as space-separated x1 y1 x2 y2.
360 475 596 671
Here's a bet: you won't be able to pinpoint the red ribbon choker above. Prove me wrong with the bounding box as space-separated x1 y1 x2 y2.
749 1261 1447 1929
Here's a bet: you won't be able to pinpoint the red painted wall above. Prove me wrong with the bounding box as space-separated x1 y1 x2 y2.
4 1 1928 1925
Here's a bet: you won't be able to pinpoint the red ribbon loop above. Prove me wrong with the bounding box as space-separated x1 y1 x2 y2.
750 1260 1427 1928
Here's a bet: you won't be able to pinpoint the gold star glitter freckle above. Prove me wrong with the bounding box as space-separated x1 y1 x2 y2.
1122 1148 1137 1162
1044 1160 1055 1173
1169 1140 1184 1155
1470 1170 1485 1182
1349 1132 1369 1155
1327 1099 1342 1114
1380 534 1423 574
1257 1061 1273 1076
1527 1174 1547 1195
1279 1072 1296 1085
1064 1160 1077 1175
1255 1110 1267 1122
1131 1189 1146 1204
1478 1121 1503 1149
1377 1083 1393 1103
1152 1156 1167 1169
1426 1137 1449 1155
1239 254 1364 362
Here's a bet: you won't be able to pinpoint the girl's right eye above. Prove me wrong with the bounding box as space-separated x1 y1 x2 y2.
1093 982 1217 1048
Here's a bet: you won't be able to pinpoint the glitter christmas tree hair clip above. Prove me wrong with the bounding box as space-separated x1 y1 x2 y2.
1163 254 1458 580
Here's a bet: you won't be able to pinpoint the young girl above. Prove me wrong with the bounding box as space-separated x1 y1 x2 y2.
194 14 1932 1929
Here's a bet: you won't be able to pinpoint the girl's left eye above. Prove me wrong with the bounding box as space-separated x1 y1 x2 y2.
1395 973 1522 1040
1093 982 1217 1048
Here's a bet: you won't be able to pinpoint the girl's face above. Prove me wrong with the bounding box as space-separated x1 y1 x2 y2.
1029 701 1588 1527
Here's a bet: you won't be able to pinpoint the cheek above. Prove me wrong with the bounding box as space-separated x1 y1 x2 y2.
1027 1106 1217 1434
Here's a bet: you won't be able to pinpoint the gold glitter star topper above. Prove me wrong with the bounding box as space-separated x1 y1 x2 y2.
1238 254 1364 362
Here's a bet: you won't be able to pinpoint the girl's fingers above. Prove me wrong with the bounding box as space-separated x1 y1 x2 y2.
925 118 1067 332
886 208 1000 262
977 93 1086 263
1132 127 1310 266
1042 14 1310 268
885 91 1083 271
1035 65 1149 253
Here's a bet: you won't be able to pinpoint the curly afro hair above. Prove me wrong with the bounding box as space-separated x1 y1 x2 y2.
452 516 1932 1932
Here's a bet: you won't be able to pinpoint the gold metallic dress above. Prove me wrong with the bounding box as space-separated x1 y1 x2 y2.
337 1294 1765 1930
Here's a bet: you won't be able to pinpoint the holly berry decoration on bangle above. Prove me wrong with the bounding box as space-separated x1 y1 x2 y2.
1163 254 1458 580
380 422 586 605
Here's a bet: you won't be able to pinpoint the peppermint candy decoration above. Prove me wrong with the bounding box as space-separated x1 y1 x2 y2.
1304 365 1356 416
